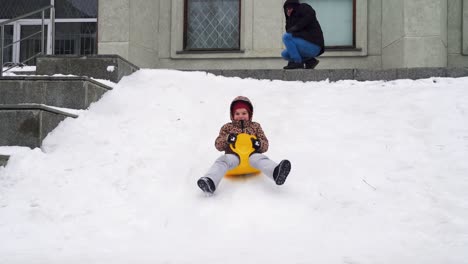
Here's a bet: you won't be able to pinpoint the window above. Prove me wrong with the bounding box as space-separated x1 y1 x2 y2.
0 0 98 65
0 0 50 19
19 25 48 65
184 0 240 50
55 23 96 55
55 0 98 55
55 0 98 19
302 0 355 48
1 25 13 63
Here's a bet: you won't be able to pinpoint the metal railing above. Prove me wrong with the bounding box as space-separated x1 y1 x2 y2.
0 5 55 77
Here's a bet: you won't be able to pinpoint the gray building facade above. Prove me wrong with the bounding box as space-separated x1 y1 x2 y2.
98 0 468 70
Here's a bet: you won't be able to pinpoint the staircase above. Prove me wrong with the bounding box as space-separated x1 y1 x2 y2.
0 55 139 166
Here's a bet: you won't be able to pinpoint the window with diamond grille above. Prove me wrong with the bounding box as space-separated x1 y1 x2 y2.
185 0 240 50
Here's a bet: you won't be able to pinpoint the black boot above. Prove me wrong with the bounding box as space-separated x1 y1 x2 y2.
304 58 319 69
283 61 303 70
273 160 291 185
197 177 216 193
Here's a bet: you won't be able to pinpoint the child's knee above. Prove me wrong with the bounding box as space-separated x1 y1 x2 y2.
249 153 267 163
223 154 240 167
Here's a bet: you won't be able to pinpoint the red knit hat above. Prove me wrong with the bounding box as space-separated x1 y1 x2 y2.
231 101 252 116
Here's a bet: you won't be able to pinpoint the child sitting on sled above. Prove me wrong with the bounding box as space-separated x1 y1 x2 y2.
197 96 291 194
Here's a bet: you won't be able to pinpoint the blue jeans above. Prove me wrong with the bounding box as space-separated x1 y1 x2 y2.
281 33 321 63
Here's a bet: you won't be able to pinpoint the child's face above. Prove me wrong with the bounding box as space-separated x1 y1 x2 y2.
233 108 250 121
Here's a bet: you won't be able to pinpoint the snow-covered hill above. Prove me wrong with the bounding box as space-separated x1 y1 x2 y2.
1 70 467 264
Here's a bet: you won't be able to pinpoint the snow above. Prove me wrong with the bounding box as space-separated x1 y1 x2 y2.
2 65 36 72
2 70 117 89
1 69 468 264
38 105 87 116
107 65 116 72
90 77 117 88
0 146 31 156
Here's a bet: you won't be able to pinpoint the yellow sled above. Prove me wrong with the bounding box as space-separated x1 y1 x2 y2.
225 133 261 177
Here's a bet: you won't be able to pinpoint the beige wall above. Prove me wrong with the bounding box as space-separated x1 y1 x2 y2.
98 0 467 69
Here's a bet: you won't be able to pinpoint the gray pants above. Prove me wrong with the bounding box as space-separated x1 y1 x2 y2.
204 153 278 188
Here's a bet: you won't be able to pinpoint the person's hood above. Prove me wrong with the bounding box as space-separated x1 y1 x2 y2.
283 0 300 17
283 0 300 9
230 96 254 121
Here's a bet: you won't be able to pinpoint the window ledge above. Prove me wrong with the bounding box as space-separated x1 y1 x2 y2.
176 50 245 55
322 47 367 57
325 47 363 52
171 48 367 59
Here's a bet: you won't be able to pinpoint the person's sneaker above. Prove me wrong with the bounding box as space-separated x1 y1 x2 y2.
197 177 216 194
304 58 319 69
283 61 304 70
273 160 291 185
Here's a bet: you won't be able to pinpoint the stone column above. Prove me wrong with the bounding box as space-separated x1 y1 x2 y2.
382 0 447 68
98 0 130 59
128 0 159 68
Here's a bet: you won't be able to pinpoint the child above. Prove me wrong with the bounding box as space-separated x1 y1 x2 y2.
197 96 291 194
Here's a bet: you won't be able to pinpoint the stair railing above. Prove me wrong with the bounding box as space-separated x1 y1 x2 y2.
0 5 55 77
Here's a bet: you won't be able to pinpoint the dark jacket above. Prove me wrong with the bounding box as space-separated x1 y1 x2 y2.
284 0 325 55
214 96 269 154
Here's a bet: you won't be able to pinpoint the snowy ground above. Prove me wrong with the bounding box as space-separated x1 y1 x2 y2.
1 70 467 264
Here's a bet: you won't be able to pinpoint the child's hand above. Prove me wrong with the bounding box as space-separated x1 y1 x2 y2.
227 133 237 144
251 138 261 151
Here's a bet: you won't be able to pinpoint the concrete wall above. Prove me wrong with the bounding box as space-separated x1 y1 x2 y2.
0 105 77 148
0 155 8 167
0 77 112 109
98 0 159 69
98 0 468 70
200 67 468 82
382 0 448 68
36 55 139 83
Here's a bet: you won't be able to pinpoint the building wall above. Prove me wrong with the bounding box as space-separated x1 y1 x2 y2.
382 0 448 68
98 0 468 69
448 0 468 67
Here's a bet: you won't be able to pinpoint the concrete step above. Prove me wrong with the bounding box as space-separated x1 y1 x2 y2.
11 71 36 75
0 104 78 148
0 76 113 109
196 67 468 82
0 155 9 167
36 54 140 83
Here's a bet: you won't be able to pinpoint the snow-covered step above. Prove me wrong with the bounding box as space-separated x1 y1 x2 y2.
0 104 78 148
11 71 36 75
36 55 139 83
0 76 113 109
0 155 8 167
199 67 468 82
